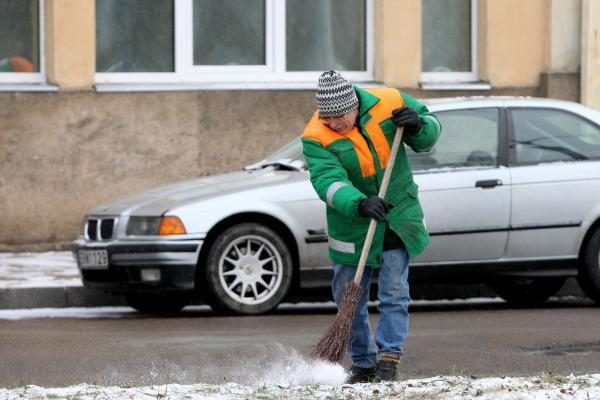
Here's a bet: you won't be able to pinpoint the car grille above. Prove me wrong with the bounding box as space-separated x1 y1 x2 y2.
86 218 117 241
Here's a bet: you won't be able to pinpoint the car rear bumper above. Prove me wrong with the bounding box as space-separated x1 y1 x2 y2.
73 238 202 293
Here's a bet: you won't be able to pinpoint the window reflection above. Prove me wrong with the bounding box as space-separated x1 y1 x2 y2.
0 0 38 73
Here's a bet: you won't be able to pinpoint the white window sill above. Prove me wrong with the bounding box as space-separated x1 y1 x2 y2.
0 83 58 92
421 82 492 90
420 82 492 91
94 81 385 92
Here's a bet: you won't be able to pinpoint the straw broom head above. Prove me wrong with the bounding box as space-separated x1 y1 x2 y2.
310 281 362 363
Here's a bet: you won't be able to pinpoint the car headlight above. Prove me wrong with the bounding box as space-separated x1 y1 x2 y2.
126 216 188 236
126 217 161 236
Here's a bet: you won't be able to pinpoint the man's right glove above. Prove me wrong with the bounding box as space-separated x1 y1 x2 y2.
358 196 394 221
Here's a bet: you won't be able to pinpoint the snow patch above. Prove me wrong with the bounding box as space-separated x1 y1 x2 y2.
259 346 346 386
0 251 81 288
2 374 599 400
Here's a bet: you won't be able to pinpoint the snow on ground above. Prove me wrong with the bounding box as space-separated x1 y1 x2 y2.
0 251 81 288
1 374 599 400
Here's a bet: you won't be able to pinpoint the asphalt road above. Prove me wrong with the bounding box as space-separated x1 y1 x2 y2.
1 299 599 388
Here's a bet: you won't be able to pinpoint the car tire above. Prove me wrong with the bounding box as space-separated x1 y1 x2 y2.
577 228 600 305
488 277 566 306
124 293 190 314
201 223 293 315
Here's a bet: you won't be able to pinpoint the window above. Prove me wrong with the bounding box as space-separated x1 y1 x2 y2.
0 0 44 84
421 0 477 83
96 0 174 73
193 0 265 66
510 108 600 164
408 109 499 171
285 0 366 72
95 0 373 86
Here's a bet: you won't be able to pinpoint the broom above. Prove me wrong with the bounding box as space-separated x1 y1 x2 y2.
311 127 405 363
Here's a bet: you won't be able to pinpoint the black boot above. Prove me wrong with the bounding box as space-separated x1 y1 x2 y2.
346 365 377 384
373 352 401 382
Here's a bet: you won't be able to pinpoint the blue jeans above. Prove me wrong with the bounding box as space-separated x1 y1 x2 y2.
332 248 410 368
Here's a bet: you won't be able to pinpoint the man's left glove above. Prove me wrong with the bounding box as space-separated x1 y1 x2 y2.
392 106 422 134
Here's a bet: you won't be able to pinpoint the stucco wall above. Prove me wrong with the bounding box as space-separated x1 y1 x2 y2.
375 0 421 87
481 0 550 87
45 0 95 89
0 91 315 250
581 0 600 109
550 0 581 72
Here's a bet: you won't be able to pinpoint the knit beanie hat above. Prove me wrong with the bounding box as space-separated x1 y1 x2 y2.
316 70 359 118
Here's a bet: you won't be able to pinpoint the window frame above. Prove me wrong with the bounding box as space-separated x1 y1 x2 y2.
0 0 46 84
507 107 600 166
95 0 374 86
420 0 478 84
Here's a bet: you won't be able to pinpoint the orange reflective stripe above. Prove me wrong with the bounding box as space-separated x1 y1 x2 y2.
345 127 376 177
301 112 344 147
364 88 405 169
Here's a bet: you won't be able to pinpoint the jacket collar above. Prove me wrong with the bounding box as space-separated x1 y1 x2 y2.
355 86 380 127
355 85 380 117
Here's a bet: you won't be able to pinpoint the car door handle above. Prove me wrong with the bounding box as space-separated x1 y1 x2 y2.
475 179 503 189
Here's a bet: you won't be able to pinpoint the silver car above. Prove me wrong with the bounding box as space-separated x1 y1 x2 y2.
73 97 600 314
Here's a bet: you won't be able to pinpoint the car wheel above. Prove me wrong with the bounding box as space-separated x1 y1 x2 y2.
124 293 190 314
577 228 600 304
201 223 293 315
488 277 566 306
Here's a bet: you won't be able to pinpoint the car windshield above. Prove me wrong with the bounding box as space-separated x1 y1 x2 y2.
245 138 305 170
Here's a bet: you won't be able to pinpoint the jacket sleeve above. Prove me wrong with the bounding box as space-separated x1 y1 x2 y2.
401 93 442 153
302 138 367 218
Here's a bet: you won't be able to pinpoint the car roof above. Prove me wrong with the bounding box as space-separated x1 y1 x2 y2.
421 96 597 115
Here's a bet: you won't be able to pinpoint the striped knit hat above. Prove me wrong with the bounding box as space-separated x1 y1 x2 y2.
316 70 359 118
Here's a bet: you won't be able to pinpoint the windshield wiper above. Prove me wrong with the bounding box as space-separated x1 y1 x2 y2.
244 159 304 171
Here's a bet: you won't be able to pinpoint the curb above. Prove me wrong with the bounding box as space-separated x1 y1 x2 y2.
0 287 126 309
0 278 587 310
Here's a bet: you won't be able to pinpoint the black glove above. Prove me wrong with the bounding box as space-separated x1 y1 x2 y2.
358 196 393 221
392 106 422 134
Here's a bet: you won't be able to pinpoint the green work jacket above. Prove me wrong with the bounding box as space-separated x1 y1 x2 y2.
301 86 441 267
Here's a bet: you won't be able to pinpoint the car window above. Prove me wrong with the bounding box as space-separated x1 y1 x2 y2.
408 108 499 171
511 108 600 164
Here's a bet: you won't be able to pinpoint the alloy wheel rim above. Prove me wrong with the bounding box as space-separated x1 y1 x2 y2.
218 235 283 305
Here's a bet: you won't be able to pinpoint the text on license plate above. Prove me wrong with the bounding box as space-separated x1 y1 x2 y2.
79 250 109 269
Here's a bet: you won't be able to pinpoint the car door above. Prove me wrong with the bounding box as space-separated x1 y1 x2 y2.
506 106 600 260
409 107 511 264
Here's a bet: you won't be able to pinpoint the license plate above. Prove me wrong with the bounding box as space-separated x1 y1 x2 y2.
78 249 109 269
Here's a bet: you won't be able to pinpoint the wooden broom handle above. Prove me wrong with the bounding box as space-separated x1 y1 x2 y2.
353 127 404 285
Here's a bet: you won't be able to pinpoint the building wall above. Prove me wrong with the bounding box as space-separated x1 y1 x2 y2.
45 0 95 89
375 0 421 87
540 0 582 102
1 0 596 249
481 0 550 87
581 0 600 109
0 91 315 250
550 0 581 73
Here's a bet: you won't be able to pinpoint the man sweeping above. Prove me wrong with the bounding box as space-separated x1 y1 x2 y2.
301 71 441 383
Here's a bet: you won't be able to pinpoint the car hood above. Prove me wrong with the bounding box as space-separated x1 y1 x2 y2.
89 168 304 216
